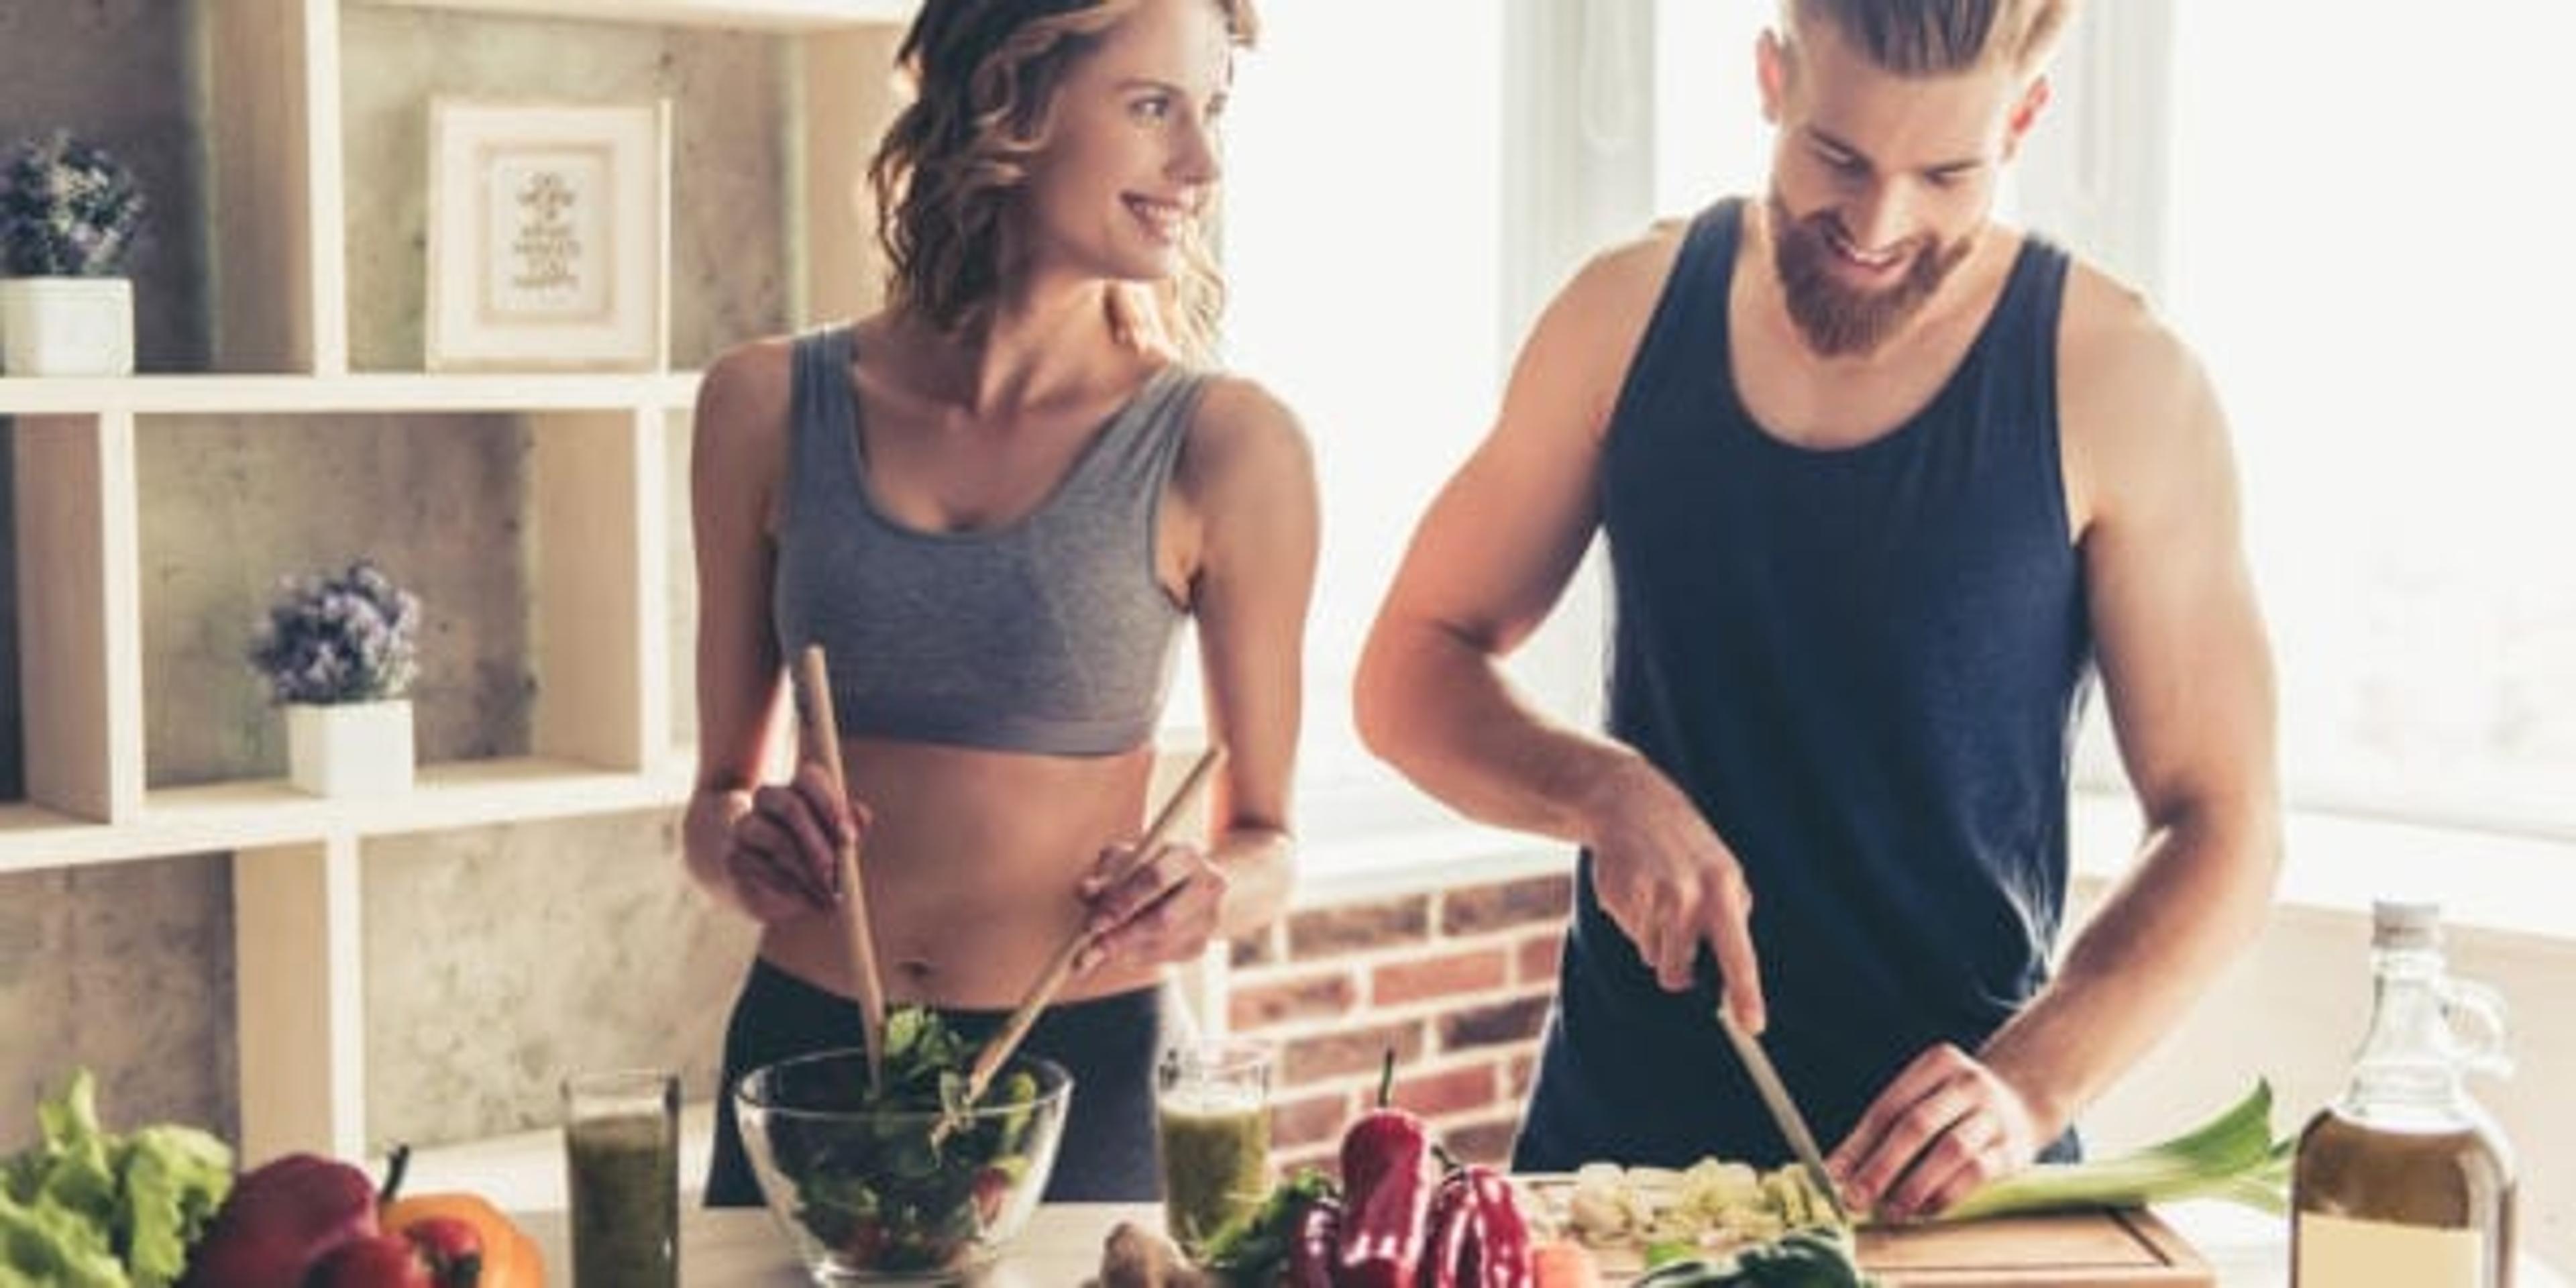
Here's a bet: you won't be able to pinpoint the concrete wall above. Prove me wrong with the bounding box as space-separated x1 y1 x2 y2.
136 413 535 786
337 6 791 373
360 810 757 1150
0 1 210 372
0 852 237 1142
1 0 219 1142
2 438 15 801
0 0 209 800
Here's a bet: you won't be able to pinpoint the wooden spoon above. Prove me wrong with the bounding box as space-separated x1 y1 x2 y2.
789 645 890 1091
957 744 1227 1110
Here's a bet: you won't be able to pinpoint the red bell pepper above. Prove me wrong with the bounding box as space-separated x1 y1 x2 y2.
1421 1171 1480 1287
1466 1165 1534 1288
1285 1194 1342 1288
1334 1106 1436 1288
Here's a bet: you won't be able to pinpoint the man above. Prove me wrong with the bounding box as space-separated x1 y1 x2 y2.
1353 0 2279 1221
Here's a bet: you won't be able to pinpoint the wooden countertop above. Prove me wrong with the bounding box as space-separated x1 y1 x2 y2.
513 1198 2565 1285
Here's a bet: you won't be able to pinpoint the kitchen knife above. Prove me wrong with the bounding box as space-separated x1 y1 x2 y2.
1717 1007 1855 1227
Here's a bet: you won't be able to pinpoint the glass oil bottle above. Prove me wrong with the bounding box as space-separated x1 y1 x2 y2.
2292 901 2514 1286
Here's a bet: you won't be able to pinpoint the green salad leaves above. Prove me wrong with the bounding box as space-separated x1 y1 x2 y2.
1 1071 233 1288
768 1006 1052 1275
1197 1166 1340 1280
1635 1226 1882 1287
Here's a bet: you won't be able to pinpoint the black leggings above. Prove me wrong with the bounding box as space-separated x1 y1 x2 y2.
705 957 1179 1206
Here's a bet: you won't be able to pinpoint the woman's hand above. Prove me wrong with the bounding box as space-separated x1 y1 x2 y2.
1073 838 1230 974
722 759 871 926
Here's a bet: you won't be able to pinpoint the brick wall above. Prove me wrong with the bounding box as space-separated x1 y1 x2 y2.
1225 871 1572 1177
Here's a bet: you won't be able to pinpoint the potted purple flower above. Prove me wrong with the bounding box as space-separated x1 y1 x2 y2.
0 130 146 376
248 560 423 797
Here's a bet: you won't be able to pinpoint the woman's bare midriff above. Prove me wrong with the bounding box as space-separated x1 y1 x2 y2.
754 734 1167 1010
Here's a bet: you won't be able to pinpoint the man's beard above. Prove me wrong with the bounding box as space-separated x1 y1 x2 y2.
1768 193 1974 358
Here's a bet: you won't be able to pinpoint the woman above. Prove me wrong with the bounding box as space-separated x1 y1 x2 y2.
686 0 1312 1205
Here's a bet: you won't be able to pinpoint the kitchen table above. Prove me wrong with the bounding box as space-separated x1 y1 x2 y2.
517 1199 2565 1285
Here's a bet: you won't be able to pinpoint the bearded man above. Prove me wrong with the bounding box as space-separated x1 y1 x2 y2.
1354 0 2282 1220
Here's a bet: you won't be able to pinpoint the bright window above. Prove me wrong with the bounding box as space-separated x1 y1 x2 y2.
2165 5 2576 833
1654 0 1772 218
1208 2 1507 835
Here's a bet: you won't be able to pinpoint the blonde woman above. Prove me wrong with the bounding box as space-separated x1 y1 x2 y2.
686 0 1313 1205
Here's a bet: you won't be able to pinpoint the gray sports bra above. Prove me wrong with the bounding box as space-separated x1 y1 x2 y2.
770 325 1201 755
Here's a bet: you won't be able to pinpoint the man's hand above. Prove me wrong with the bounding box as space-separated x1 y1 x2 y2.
1827 1043 2047 1222
1075 839 1230 974
1582 758 1767 1033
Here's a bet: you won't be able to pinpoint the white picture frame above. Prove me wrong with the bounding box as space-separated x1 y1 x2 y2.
425 99 670 372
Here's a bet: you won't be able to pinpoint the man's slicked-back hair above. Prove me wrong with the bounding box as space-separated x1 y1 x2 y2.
1786 0 2072 74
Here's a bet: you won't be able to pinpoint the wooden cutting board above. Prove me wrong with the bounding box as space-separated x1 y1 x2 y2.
1855 1208 2213 1286
1572 1208 2213 1287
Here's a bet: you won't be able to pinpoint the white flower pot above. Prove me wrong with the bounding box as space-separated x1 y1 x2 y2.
0 276 134 376
286 700 415 798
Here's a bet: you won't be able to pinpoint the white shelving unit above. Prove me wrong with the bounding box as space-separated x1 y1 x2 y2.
4 0 910 1165
0 373 703 417
358 0 914 32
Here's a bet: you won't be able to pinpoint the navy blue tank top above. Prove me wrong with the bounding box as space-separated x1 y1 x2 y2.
1517 199 2093 1170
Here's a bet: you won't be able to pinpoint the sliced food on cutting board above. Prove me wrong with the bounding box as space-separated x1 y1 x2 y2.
1523 1173 2211 1287
1517 1080 2291 1286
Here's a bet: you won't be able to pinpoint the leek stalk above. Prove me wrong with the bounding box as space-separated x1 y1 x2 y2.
1936 1079 2290 1222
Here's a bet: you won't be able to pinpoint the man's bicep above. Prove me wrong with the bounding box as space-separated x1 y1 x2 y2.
1379 420 1604 657
2082 349 2277 820
1377 243 1664 654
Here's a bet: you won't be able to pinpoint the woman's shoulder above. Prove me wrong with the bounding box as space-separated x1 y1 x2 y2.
1172 369 1316 508
694 317 876 442
1178 370 1308 465
690 334 815 533
694 333 803 436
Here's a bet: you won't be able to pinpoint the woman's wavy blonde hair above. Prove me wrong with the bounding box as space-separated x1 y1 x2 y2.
869 0 1260 362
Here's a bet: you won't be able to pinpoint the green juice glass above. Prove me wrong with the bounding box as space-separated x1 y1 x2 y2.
1155 1037 1275 1258
561 1069 680 1288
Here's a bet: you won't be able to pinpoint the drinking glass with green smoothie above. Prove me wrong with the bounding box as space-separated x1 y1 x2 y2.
562 1068 680 1288
1156 1038 1274 1258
